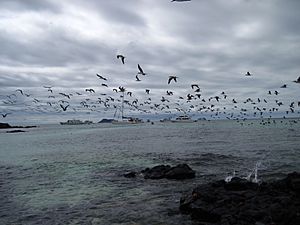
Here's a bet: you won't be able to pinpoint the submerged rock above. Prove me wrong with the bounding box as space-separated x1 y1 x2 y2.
142 164 195 180
180 172 300 225
123 171 137 178
6 130 26 133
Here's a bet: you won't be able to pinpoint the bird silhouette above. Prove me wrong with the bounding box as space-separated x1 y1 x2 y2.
171 0 191 2
191 84 199 89
145 89 150 94
136 75 141 81
85 89 95 93
293 76 300 83
16 89 23 95
1 113 10 118
245 71 252 76
168 76 177 84
117 55 125 64
60 104 69 111
137 64 146 75
280 84 287 88
96 74 107 81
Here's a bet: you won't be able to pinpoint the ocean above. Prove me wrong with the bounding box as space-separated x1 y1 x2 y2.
0 119 299 225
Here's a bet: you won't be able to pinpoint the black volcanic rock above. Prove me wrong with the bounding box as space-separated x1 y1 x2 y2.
0 123 11 129
180 172 300 225
123 171 137 178
142 164 195 180
6 130 26 133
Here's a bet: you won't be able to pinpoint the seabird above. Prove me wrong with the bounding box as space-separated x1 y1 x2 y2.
117 55 125 64
137 64 146 75
171 0 191 2
245 71 252 76
145 89 150 94
1 113 10 118
16 89 23 95
85 89 95 93
136 75 141 81
168 76 177 84
60 104 69 111
191 84 199 89
101 84 108 87
96 74 107 81
293 76 300 83
280 84 287 88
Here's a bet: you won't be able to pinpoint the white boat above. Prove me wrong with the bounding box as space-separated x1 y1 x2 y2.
172 115 196 123
112 117 143 124
60 119 93 125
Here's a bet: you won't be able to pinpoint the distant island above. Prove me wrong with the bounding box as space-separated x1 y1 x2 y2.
0 123 37 129
98 119 117 123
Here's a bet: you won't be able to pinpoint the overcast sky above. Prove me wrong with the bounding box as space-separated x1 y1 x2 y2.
0 0 299 123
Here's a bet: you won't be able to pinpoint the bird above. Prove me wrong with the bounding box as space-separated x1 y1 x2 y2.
245 71 252 76
145 89 150 94
59 93 70 99
117 55 125 64
171 0 191 2
168 76 177 84
293 76 300 83
1 113 10 118
85 89 95 93
96 74 107 81
136 75 141 81
137 64 146 75
280 84 287 88
16 89 23 95
101 84 108 87
191 84 199 89
60 104 69 111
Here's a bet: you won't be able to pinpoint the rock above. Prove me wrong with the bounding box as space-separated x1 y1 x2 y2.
180 172 300 225
143 165 171 179
124 171 137 178
142 164 195 180
0 123 11 129
6 130 26 133
164 164 195 180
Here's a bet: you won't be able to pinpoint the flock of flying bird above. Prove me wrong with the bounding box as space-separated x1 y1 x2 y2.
1 50 300 125
1 0 300 123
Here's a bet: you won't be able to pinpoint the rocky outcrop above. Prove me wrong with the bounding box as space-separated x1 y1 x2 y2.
0 123 11 129
6 130 26 133
142 164 195 180
180 172 300 225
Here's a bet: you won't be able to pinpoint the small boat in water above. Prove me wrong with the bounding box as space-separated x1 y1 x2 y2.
172 115 196 123
60 119 93 125
112 117 143 125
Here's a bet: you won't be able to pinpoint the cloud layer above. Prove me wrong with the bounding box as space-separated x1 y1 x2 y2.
0 0 299 123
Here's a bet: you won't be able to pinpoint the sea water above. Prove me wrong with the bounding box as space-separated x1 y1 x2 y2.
0 119 299 225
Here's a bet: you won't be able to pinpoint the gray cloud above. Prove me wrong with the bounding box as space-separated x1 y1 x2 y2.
0 0 299 123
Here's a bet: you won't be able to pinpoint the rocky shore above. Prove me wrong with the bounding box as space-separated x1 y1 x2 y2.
124 164 196 180
180 172 300 225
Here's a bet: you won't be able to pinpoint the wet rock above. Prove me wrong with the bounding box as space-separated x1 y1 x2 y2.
143 165 171 179
180 172 300 225
142 164 195 180
164 164 195 179
6 130 26 133
123 171 137 178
